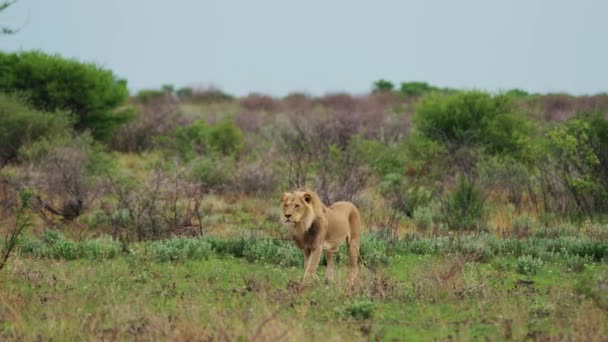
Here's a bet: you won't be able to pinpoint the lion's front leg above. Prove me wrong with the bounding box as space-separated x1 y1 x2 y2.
303 247 322 281
303 248 311 275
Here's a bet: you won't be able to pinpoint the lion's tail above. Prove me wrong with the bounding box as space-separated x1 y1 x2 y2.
346 204 361 268
348 205 361 243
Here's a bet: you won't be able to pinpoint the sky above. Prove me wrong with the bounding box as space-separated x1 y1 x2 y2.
1 0 607 96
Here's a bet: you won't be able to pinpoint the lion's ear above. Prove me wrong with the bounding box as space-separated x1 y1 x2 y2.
303 193 313 204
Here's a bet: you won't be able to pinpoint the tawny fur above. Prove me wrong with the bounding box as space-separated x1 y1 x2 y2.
280 189 361 283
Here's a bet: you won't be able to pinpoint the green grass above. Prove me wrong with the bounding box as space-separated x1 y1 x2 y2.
2 246 607 340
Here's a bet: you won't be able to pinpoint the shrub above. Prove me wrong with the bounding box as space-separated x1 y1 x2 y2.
314 143 371 205
0 189 33 271
164 120 244 161
406 238 441 255
165 120 209 161
239 93 278 112
511 215 535 238
504 88 530 98
379 173 432 218
208 120 244 156
175 87 193 100
18 235 46 258
316 93 356 112
242 238 301 267
457 238 495 261
345 298 374 320
576 269 608 310
101 165 210 241
532 224 578 239
135 89 168 103
440 176 486 231
177 86 234 103
19 231 122 260
49 239 78 260
149 238 212 262
412 205 434 231
399 81 438 97
42 229 63 245
543 111 608 217
358 235 391 267
110 94 183 152
79 238 121 260
205 236 249 258
19 134 113 221
0 93 72 165
478 156 535 210
564 254 593 273
355 139 408 177
413 91 532 158
189 155 236 191
515 255 544 275
0 51 132 140
233 159 279 195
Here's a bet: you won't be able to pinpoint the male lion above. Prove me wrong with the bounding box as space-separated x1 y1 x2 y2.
280 189 361 283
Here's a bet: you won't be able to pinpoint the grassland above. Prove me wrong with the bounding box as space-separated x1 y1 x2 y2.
2 233 608 341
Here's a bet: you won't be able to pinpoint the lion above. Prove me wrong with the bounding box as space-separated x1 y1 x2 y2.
280 189 361 283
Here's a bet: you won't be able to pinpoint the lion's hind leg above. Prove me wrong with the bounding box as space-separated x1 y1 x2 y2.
346 236 360 285
324 250 335 282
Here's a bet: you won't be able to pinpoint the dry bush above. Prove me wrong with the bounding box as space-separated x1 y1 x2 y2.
315 144 371 205
537 94 608 122
235 110 264 133
29 147 98 224
240 93 280 112
539 94 577 122
0 170 20 220
281 92 314 112
178 85 234 103
110 95 186 152
350 269 406 300
101 166 207 242
303 93 409 146
412 256 487 302
315 92 357 112
278 105 381 201
234 159 280 195
358 92 412 142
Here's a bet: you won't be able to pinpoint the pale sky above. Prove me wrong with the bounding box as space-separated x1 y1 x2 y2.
1 0 607 96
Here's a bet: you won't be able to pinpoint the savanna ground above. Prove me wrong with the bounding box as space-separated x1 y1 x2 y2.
2 224 608 341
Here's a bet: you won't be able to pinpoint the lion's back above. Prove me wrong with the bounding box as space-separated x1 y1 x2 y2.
327 201 361 236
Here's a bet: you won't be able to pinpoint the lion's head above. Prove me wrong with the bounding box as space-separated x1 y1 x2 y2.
280 190 325 231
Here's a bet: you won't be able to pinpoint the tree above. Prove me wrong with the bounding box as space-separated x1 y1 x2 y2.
0 51 132 140
372 79 394 93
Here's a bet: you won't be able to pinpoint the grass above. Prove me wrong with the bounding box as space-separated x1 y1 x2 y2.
2 235 608 340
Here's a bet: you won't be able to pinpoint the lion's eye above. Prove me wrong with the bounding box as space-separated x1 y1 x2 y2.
295 204 300 208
